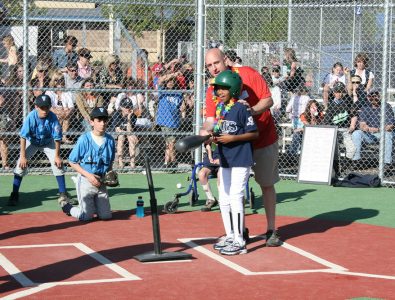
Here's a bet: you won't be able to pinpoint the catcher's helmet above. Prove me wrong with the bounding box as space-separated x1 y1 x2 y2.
211 70 243 98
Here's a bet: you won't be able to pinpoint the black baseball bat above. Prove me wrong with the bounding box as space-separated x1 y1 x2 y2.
175 135 211 153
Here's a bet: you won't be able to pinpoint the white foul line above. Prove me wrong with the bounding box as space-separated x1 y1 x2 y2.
1 283 57 300
281 242 347 271
74 243 141 280
179 237 347 275
0 253 35 287
0 242 141 300
178 237 393 280
179 238 253 275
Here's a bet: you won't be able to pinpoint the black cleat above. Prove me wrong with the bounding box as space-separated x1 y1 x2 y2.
7 192 19 206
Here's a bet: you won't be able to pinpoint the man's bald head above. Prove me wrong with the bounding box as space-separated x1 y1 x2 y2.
205 48 227 77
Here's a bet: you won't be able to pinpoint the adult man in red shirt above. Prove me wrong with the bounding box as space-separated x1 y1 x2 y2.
203 48 282 246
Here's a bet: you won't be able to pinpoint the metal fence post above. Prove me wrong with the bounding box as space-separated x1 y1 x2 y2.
22 0 28 120
380 0 391 179
194 0 205 163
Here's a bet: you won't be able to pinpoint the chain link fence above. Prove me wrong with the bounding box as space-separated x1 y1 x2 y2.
0 0 196 175
1 0 395 186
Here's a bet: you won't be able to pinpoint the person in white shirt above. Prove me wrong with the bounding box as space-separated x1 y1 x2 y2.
46 77 74 144
322 62 347 109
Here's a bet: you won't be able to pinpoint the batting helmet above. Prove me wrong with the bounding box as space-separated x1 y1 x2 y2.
211 70 243 98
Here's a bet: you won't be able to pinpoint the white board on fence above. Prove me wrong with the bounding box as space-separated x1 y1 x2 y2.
297 125 337 185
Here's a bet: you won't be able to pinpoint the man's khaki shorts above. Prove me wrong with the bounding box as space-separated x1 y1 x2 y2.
252 142 280 187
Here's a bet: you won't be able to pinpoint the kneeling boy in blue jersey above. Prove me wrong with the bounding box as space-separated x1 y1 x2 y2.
8 94 71 206
210 70 258 255
60 107 116 221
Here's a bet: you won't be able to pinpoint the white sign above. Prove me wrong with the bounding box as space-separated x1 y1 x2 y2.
297 125 337 185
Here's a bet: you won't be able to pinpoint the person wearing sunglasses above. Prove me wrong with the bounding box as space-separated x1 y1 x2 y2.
64 61 83 90
52 35 79 72
350 74 369 110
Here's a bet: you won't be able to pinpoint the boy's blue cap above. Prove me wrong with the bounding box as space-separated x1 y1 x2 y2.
34 94 52 107
90 107 109 119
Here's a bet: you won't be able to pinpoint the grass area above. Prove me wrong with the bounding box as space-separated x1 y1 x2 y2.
1 173 394 228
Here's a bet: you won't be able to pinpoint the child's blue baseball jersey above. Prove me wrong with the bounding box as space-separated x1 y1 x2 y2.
217 102 257 168
68 132 116 175
20 110 62 146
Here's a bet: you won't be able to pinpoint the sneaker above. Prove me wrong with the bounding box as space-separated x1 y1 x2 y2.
58 193 78 207
213 236 234 251
264 230 283 247
201 198 218 212
58 192 72 207
220 241 247 256
7 192 19 206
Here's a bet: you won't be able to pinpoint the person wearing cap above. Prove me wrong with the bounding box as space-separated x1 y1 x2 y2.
352 89 394 168
7 94 71 206
52 35 79 72
109 98 139 168
323 81 358 175
60 107 115 221
77 48 93 79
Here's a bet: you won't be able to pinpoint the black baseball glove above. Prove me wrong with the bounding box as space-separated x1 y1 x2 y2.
102 170 120 187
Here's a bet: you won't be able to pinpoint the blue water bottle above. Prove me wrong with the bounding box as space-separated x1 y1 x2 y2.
136 196 144 218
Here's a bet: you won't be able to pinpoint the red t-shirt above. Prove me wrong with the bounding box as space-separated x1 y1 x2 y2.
205 66 277 149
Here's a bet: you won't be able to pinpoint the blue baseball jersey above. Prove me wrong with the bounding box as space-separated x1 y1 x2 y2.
217 102 257 168
156 89 183 128
68 132 116 175
20 109 62 146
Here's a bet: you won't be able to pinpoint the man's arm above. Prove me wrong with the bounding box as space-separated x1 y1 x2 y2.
19 138 28 169
215 131 259 144
359 121 379 133
250 96 274 116
54 140 62 168
349 116 358 132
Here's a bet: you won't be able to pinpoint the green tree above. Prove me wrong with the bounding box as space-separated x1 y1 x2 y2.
2 1 44 17
100 2 194 37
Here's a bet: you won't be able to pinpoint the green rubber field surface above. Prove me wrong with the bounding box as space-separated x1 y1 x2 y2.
1 174 394 228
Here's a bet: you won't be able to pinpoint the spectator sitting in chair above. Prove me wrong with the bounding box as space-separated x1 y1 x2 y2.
349 74 369 111
286 85 310 155
52 35 78 72
64 61 83 90
323 81 358 175
109 98 139 169
46 77 75 144
352 89 394 168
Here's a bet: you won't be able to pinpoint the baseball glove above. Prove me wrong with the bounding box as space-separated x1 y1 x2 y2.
102 170 119 187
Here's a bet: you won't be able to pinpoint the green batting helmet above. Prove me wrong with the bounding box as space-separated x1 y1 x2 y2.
211 70 243 98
